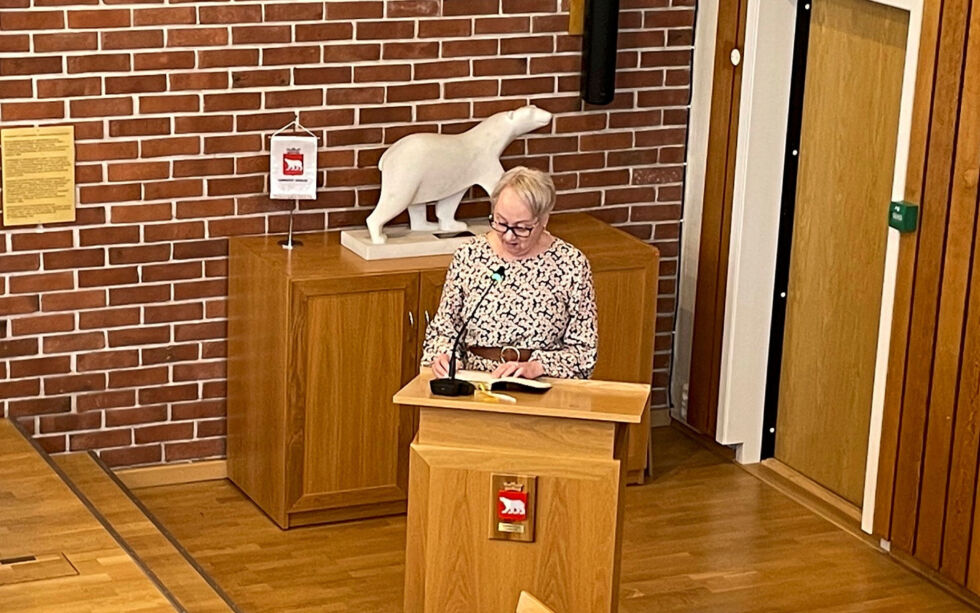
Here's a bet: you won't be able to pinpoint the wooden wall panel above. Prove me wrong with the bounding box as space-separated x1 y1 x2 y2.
965 218 980 592
950 210 980 586
888 0 971 554
873 0 944 540
918 5 980 570
876 0 980 598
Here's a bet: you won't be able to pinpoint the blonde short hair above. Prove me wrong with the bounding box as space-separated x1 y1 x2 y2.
490 166 556 219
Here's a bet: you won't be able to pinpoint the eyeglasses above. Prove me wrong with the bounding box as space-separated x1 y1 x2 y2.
488 216 537 238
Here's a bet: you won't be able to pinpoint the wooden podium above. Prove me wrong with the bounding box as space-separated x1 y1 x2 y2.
394 371 650 613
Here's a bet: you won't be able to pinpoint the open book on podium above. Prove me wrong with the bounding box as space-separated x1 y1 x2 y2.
455 369 551 394
395 368 650 612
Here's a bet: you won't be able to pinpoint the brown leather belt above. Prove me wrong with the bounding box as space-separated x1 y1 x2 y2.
467 345 533 363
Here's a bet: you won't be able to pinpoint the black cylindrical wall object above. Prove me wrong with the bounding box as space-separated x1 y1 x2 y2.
581 0 621 105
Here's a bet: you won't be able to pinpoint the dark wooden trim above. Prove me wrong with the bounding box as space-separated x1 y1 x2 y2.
686 0 749 437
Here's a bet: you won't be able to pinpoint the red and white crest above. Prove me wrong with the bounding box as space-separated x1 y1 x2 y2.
282 148 304 176
497 488 527 522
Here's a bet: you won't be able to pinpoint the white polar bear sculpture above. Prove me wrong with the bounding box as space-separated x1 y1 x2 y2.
365 105 554 245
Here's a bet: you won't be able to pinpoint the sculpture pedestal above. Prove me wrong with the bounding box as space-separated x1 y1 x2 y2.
341 220 491 260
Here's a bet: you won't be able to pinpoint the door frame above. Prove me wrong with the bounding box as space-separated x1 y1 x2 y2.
676 0 923 534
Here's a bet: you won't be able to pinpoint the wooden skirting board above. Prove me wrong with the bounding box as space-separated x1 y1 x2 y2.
115 459 228 489
740 459 867 542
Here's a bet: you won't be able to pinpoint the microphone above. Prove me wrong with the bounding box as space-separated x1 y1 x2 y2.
430 265 506 396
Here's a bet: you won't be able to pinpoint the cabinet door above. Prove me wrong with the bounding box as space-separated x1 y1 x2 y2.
286 273 420 513
417 269 447 359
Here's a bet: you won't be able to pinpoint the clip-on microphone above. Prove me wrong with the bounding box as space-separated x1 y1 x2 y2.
430 265 506 396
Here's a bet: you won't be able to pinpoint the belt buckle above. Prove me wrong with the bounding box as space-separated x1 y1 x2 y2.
500 345 520 363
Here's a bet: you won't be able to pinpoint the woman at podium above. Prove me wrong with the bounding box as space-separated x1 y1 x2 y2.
421 166 598 380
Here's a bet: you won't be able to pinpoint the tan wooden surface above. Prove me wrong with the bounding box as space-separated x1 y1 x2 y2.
591 261 658 483
516 591 556 613
116 458 227 489
227 213 658 528
687 0 749 437
396 370 649 424
405 439 625 612
0 420 174 612
758 458 861 524
55 452 235 613
400 381 640 612
774 0 908 505
131 427 972 612
401 381 639 611
227 239 290 527
568 0 584 35
287 273 418 516
417 406 617 458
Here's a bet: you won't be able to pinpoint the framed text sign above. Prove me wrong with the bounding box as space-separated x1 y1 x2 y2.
1 125 76 226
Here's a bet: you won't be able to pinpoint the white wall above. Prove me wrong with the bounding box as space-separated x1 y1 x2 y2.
714 0 797 463
671 0 797 456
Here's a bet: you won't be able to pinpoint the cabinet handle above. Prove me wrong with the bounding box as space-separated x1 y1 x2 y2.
424 310 431 325
408 311 415 327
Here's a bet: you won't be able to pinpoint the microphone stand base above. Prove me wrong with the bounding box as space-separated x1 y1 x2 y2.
429 378 475 397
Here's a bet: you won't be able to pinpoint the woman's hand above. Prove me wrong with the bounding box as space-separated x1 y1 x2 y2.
430 353 451 378
491 360 545 380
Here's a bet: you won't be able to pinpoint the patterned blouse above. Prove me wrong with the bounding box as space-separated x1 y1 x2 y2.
421 234 598 379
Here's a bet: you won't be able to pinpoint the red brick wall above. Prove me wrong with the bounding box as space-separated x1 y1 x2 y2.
0 0 693 467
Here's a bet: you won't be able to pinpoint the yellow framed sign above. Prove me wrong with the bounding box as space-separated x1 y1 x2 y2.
1 125 76 226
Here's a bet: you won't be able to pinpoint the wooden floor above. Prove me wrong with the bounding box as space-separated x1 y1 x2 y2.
55 453 236 612
0 420 175 612
133 426 973 612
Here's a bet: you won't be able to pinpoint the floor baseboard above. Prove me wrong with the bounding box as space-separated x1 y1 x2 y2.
115 459 228 490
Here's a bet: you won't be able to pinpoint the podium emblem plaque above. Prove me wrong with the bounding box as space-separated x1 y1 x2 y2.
489 474 536 542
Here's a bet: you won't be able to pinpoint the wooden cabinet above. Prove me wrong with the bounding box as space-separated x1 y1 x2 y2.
227 214 658 528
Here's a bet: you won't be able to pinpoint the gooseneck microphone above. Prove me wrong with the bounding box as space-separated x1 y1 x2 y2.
430 265 506 396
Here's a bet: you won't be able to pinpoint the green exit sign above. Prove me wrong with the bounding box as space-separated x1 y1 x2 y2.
889 201 918 233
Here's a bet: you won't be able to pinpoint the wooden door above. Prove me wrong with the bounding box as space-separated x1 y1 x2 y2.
686 0 750 436
774 0 908 505
287 272 420 513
